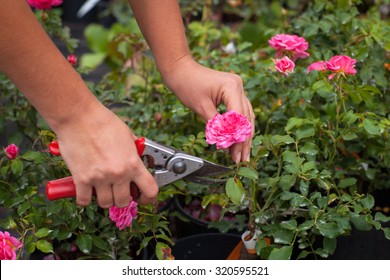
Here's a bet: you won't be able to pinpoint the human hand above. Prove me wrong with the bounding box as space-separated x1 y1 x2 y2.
161 56 255 163
54 103 158 208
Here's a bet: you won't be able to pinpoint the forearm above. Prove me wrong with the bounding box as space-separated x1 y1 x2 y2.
128 0 191 75
0 0 99 132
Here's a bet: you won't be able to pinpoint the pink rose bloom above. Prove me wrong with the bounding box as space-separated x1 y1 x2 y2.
67 54 77 66
109 199 138 230
4 144 19 160
273 56 295 76
27 0 63 10
325 55 357 80
307 61 327 73
206 111 252 149
268 34 310 61
0 231 23 260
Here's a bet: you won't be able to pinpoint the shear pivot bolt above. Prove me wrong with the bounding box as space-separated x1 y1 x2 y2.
173 161 186 174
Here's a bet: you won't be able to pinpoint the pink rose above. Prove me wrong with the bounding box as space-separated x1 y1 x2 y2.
206 111 252 149
268 34 310 61
67 54 77 66
0 231 23 260
27 0 63 10
307 61 327 73
273 56 295 76
4 144 19 160
109 199 138 230
325 55 357 80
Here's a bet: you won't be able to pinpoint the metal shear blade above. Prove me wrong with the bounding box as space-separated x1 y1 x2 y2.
141 138 232 186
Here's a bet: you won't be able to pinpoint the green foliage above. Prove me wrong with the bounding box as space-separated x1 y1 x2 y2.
1 0 389 260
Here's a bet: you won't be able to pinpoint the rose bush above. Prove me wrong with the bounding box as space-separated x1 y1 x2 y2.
1 0 389 260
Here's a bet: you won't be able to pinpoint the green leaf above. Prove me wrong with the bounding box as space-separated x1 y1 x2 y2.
279 175 296 191
17 201 30 216
338 177 357 189
351 214 373 231
317 222 344 238
11 159 23 176
285 117 305 131
271 135 295 146
302 161 316 173
80 53 106 70
237 167 258 180
360 194 375 210
363 119 381 135
280 220 297 231
295 125 315 141
384 228 390 240
36 240 53 254
155 242 170 260
22 151 46 164
35 228 52 238
375 212 390 223
27 242 36 254
225 178 245 205
323 238 337 255
273 229 294 244
76 234 92 254
84 24 109 52
298 220 315 231
299 142 318 155
268 246 292 260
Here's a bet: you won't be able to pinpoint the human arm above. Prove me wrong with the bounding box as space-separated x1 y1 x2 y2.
128 0 255 163
0 0 158 207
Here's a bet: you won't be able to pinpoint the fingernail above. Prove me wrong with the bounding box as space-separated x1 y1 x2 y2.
245 153 250 162
235 152 241 164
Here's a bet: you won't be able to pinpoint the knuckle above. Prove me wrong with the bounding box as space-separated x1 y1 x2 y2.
227 73 243 86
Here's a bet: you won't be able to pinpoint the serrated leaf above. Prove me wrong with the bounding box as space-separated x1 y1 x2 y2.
384 228 390 240
360 194 375 209
22 151 45 164
323 238 337 255
11 159 23 176
279 175 296 191
300 142 318 155
375 212 390 223
298 220 315 231
296 126 315 141
36 240 53 253
268 246 292 260
76 234 92 254
338 178 357 189
285 117 305 131
271 135 295 146
363 119 381 135
237 167 258 180
35 228 52 238
273 229 294 244
280 219 298 231
351 214 373 231
317 222 344 238
225 178 245 205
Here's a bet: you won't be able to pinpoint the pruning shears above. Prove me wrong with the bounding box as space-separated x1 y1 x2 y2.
46 137 232 200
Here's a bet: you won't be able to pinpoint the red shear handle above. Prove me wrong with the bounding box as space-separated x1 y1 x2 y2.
46 137 146 200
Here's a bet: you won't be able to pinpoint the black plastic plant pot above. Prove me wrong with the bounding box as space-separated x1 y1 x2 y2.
173 196 221 238
152 233 241 260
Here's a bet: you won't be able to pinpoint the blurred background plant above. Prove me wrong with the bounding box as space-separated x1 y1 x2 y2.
1 0 389 260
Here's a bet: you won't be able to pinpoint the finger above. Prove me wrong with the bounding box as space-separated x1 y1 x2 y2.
74 180 93 207
93 183 114 208
112 181 131 208
231 142 243 164
132 166 159 205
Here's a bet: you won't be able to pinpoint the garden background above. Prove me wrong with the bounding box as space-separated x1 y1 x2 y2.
1 0 390 260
